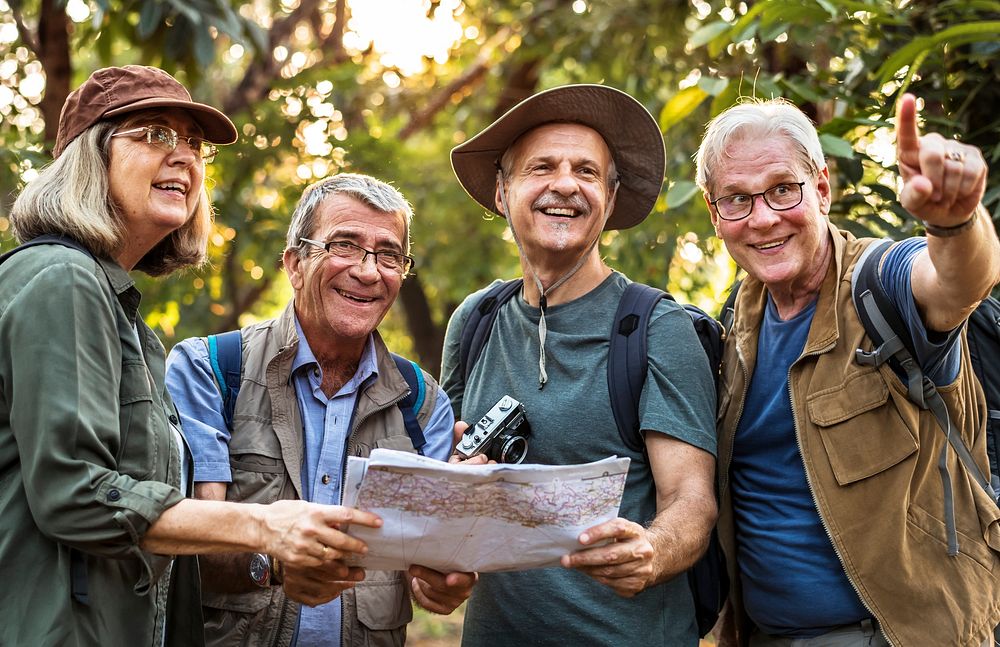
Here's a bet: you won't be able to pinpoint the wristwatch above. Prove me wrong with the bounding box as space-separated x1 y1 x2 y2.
249 553 272 588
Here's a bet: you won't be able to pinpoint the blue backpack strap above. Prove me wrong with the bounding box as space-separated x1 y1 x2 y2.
391 353 427 455
459 279 524 383
206 330 243 432
607 282 667 453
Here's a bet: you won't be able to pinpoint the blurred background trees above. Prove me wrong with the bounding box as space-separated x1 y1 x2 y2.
2 0 998 376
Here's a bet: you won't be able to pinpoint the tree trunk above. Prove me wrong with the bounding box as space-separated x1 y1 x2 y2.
37 0 71 149
399 274 444 377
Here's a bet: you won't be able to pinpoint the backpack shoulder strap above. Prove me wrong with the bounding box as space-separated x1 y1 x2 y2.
0 234 93 266
458 279 524 383
852 239 996 553
851 240 927 404
607 282 669 454
206 330 243 432
391 353 427 455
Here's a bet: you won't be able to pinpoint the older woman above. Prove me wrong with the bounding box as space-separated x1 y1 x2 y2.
0 66 379 647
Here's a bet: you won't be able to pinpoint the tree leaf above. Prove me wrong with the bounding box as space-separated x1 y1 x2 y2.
819 133 856 159
666 180 701 209
689 21 731 49
659 86 708 133
876 21 1000 85
138 1 164 39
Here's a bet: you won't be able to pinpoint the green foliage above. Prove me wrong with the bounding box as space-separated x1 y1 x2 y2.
1 0 997 367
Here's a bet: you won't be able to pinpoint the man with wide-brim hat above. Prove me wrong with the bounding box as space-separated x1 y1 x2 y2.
440 84 718 646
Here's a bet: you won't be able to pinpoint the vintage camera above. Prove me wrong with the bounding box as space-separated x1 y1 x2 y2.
456 395 531 464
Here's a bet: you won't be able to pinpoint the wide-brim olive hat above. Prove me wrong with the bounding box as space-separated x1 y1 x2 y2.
54 65 238 158
450 84 665 231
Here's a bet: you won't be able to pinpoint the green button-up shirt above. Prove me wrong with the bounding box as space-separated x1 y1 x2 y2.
0 243 187 646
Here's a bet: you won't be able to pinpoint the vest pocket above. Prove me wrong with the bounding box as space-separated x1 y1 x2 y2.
354 570 413 633
227 451 288 504
808 369 917 485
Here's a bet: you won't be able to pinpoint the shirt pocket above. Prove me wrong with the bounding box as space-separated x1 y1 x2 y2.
117 359 156 479
807 368 917 485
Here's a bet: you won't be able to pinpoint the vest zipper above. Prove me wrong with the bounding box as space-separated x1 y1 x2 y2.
786 349 892 646
338 388 411 646
270 594 292 647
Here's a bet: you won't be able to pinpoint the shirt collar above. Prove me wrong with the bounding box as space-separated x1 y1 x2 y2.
95 256 141 323
290 315 379 388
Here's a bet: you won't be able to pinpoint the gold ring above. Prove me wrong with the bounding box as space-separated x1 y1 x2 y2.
321 544 331 559
946 151 965 162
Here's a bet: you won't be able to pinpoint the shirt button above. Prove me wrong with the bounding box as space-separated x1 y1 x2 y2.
108 489 121 502
169 415 179 425
321 474 330 485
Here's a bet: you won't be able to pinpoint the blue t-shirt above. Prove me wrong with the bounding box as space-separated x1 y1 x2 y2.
731 238 962 636
166 318 455 647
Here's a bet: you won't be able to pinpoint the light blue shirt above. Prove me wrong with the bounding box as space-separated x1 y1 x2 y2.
165 316 454 647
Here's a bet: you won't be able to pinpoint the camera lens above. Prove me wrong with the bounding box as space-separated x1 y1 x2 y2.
499 435 528 464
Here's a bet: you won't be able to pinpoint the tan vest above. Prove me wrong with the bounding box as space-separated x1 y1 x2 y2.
717 226 1000 646
203 303 440 647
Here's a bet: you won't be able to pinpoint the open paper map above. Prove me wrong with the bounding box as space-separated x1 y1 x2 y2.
342 449 630 573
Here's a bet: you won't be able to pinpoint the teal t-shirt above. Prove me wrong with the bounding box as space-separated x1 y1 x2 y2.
440 271 717 647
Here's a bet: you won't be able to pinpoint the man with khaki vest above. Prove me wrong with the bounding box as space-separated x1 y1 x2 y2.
166 173 475 647
698 94 1000 646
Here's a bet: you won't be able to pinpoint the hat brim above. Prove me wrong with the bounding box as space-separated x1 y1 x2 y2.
451 84 665 231
105 98 238 145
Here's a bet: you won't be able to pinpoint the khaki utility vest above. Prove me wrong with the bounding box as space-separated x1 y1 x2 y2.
717 226 1000 646
203 303 440 647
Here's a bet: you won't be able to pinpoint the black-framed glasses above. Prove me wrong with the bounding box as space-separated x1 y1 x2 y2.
299 238 415 276
710 181 806 221
111 125 219 163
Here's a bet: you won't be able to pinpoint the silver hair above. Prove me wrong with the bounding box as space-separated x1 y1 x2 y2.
695 97 825 196
286 173 413 256
11 114 212 276
498 122 619 190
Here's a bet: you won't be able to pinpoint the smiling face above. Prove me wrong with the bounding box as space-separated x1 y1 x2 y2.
283 193 406 358
496 123 614 268
707 135 833 302
108 109 206 268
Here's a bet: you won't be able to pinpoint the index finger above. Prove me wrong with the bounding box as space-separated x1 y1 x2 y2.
452 420 469 450
322 506 382 529
578 518 641 545
895 93 920 161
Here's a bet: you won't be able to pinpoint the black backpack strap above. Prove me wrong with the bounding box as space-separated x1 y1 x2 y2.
206 330 243 432
966 298 1000 491
0 234 92 266
852 240 996 555
720 279 742 334
391 353 427 455
607 282 668 454
458 279 524 383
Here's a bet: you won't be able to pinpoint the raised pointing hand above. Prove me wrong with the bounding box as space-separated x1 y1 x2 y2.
895 93 986 226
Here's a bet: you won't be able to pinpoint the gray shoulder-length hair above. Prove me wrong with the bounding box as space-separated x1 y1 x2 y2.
695 97 826 196
10 116 212 276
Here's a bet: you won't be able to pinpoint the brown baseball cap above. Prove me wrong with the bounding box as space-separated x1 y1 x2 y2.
450 84 666 231
53 65 238 158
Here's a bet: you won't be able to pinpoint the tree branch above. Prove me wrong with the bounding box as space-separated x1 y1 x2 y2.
9 2 40 54
397 26 514 142
223 0 326 115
